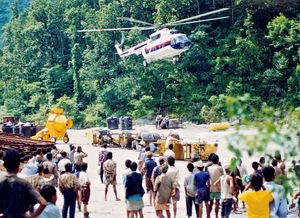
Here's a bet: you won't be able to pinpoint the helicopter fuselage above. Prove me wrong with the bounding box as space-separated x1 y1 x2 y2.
115 28 191 63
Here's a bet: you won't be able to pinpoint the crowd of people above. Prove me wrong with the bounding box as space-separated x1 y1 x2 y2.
0 144 90 218
112 143 299 218
0 143 299 218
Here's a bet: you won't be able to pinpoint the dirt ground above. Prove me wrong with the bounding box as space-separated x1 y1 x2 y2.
55 124 298 218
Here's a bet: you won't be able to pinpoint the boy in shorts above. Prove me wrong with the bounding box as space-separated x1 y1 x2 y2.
79 162 91 218
104 152 120 201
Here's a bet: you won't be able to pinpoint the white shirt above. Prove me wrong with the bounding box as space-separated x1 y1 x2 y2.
122 168 132 182
74 152 87 164
167 165 180 188
165 136 176 149
58 158 71 172
163 149 175 161
79 171 90 186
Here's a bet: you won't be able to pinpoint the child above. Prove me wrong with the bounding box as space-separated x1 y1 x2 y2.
34 184 60 218
79 162 91 218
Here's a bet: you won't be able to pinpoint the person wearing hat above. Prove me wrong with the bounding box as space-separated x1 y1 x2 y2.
193 160 210 218
145 151 157 206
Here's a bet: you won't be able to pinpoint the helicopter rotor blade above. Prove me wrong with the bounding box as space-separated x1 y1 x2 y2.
165 16 230 27
78 26 155 33
166 8 229 26
119 17 153 26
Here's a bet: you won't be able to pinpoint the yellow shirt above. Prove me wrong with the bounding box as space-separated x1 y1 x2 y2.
238 190 273 218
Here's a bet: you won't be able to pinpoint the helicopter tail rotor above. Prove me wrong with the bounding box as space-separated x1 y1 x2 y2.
115 32 125 47
115 32 126 57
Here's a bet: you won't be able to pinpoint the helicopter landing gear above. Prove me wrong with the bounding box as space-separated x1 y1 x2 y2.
143 60 149 67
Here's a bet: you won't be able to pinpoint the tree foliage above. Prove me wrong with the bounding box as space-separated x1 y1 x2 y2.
0 0 299 127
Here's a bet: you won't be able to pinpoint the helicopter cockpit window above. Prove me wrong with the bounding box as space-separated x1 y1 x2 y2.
170 30 179 34
170 35 191 49
150 34 161 42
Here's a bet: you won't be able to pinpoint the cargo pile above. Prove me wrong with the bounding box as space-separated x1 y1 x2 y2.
0 132 55 156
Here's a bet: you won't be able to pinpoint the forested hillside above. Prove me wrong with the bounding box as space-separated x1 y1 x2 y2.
0 0 32 47
0 0 299 127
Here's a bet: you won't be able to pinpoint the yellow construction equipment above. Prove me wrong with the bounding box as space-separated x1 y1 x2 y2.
184 141 218 161
31 109 73 143
155 139 185 160
209 122 230 131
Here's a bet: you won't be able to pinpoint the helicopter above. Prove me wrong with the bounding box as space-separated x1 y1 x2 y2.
78 8 229 67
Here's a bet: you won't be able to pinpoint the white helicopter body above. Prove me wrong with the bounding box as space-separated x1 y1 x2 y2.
78 8 229 66
115 28 191 65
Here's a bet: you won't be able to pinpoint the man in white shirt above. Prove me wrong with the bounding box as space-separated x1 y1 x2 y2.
163 144 175 161
58 152 71 174
166 156 180 218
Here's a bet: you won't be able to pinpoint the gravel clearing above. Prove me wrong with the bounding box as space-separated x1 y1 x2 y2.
54 124 298 218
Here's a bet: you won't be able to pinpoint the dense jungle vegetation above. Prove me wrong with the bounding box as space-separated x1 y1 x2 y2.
0 0 299 127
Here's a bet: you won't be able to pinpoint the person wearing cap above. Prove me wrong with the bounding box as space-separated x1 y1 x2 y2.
214 166 234 218
191 153 200 173
145 151 157 206
193 160 210 218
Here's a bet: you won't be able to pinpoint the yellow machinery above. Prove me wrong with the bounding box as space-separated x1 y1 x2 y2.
31 109 73 143
155 139 218 161
155 139 185 160
184 141 218 161
209 122 230 131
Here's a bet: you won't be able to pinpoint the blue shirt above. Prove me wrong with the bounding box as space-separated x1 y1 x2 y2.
145 158 157 178
264 181 287 218
34 202 61 218
124 171 143 200
21 163 38 176
193 171 210 190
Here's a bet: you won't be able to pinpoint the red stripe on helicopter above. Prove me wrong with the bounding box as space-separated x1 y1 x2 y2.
134 43 147 50
121 51 129 56
145 40 171 54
